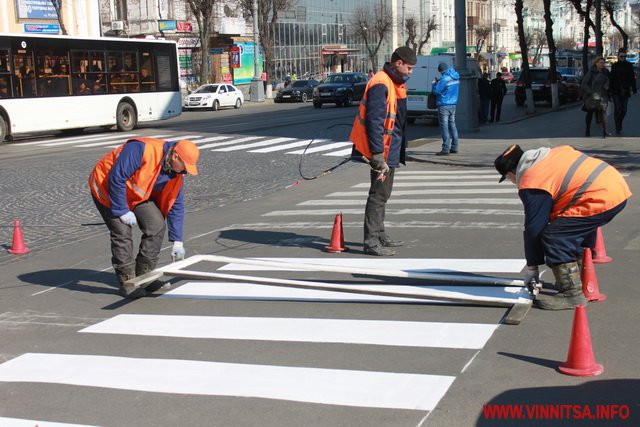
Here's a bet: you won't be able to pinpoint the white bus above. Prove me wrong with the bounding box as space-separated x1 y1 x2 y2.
0 33 182 143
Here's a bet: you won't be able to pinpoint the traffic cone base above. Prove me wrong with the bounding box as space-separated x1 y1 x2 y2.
558 305 604 377
8 220 30 255
581 248 606 302
324 213 348 253
592 227 612 264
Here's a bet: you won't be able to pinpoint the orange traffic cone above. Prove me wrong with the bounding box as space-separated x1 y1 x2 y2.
592 227 612 264
558 305 604 377
581 248 606 302
324 213 348 253
8 220 30 255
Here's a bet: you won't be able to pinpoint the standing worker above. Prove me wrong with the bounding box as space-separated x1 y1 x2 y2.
494 144 631 310
609 48 637 135
489 72 507 122
350 46 416 256
432 62 460 155
89 138 200 298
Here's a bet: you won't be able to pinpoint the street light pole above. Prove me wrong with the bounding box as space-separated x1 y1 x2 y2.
454 0 478 131
250 0 265 102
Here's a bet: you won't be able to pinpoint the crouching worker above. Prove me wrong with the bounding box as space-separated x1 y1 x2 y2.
495 144 631 310
89 138 200 298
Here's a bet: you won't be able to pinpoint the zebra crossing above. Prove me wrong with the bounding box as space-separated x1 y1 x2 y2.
0 170 528 425
10 131 354 157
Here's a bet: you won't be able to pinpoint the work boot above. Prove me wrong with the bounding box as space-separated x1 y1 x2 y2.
364 244 395 256
534 262 586 310
381 236 404 247
135 255 171 293
115 262 146 299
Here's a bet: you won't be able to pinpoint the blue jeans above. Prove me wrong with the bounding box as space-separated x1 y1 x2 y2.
438 105 459 153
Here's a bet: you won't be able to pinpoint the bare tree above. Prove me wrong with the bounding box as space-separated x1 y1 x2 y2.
543 0 560 109
603 0 628 50
241 0 295 85
350 4 394 71
186 0 215 85
515 0 535 114
50 0 68 35
403 16 438 54
475 26 491 53
525 29 546 66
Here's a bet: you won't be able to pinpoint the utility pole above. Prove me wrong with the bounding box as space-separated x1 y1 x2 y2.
249 0 265 102
595 0 603 56
454 0 478 131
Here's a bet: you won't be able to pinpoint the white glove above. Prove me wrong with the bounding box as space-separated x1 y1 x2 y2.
171 241 185 261
524 266 540 286
119 211 137 226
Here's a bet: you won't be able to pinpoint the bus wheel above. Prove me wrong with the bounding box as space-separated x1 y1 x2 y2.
0 116 7 144
116 102 137 131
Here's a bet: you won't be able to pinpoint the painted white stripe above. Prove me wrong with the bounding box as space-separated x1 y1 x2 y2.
81 314 498 349
329 188 517 197
161 281 447 303
212 137 296 152
42 133 138 147
323 147 354 157
204 135 263 150
216 221 523 230
298 198 521 206
15 133 119 146
218 257 525 273
395 174 499 180
192 135 232 145
0 353 454 410
353 181 503 188
249 139 318 153
262 208 523 216
287 141 352 154
74 134 175 148
0 418 99 427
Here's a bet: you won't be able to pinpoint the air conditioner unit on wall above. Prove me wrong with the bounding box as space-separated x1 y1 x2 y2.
111 21 124 31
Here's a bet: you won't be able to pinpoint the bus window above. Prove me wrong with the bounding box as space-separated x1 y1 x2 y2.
141 51 156 91
1 49 13 98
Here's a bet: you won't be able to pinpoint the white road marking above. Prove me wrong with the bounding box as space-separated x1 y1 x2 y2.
212 137 297 152
73 134 174 148
323 147 353 156
0 417 99 427
287 141 352 154
41 133 138 147
394 174 499 180
396 170 495 175
298 198 521 206
0 353 455 410
328 188 517 197
203 135 263 150
249 139 320 153
352 181 503 188
262 208 523 216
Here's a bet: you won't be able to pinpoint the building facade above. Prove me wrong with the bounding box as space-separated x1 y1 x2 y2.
0 0 100 36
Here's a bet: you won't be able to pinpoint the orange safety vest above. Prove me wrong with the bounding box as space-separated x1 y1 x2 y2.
88 138 183 217
350 71 406 160
519 146 631 220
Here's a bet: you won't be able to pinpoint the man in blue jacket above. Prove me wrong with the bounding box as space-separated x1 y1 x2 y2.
432 62 460 155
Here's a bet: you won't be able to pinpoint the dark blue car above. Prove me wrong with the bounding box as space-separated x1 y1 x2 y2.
312 72 368 108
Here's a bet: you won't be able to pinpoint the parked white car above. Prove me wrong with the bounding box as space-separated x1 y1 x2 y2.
183 83 244 111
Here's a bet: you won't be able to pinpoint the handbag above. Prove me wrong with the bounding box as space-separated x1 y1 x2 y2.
427 93 437 109
584 93 602 112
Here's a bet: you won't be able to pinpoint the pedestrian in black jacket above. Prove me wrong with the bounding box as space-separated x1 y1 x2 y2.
490 72 508 122
609 48 637 135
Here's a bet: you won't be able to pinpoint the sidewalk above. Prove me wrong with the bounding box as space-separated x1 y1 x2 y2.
407 98 640 171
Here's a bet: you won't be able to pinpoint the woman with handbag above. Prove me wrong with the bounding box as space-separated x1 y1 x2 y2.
581 56 611 138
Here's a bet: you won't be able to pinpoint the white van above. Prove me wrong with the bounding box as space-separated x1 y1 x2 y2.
406 54 480 123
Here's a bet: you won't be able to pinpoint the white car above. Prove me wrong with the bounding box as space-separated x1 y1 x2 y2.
184 83 244 111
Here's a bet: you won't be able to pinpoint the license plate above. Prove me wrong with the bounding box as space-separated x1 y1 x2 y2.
283 95 291 98
321 92 332 97
189 102 199 106
532 84 543 90
408 96 425 102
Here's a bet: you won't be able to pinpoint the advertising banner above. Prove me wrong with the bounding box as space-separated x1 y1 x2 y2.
158 20 177 31
24 23 60 33
232 42 263 85
17 0 57 19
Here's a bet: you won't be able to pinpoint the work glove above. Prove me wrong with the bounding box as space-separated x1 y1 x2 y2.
524 266 540 286
119 211 137 226
370 153 389 173
171 241 186 261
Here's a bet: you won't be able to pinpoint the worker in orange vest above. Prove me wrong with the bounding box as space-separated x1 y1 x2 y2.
495 144 631 309
89 138 200 298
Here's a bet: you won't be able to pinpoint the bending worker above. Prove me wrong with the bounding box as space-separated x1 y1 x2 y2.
495 144 631 310
89 138 200 298
350 46 416 256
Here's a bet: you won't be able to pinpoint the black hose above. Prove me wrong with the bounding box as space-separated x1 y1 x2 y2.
298 123 355 180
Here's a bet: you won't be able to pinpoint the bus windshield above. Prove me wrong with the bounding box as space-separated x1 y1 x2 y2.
0 33 182 143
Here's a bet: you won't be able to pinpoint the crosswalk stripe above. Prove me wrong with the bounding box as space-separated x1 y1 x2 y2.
41 133 138 147
262 208 523 216
298 198 521 206
81 314 498 349
0 353 455 410
395 174 498 180
0 417 98 427
216 257 526 273
216 221 523 230
249 139 318 153
15 133 117 146
287 141 352 154
202 135 263 150
396 170 494 175
211 137 297 152
329 188 517 197
323 147 353 157
353 181 503 188
191 135 232 145
74 134 174 148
